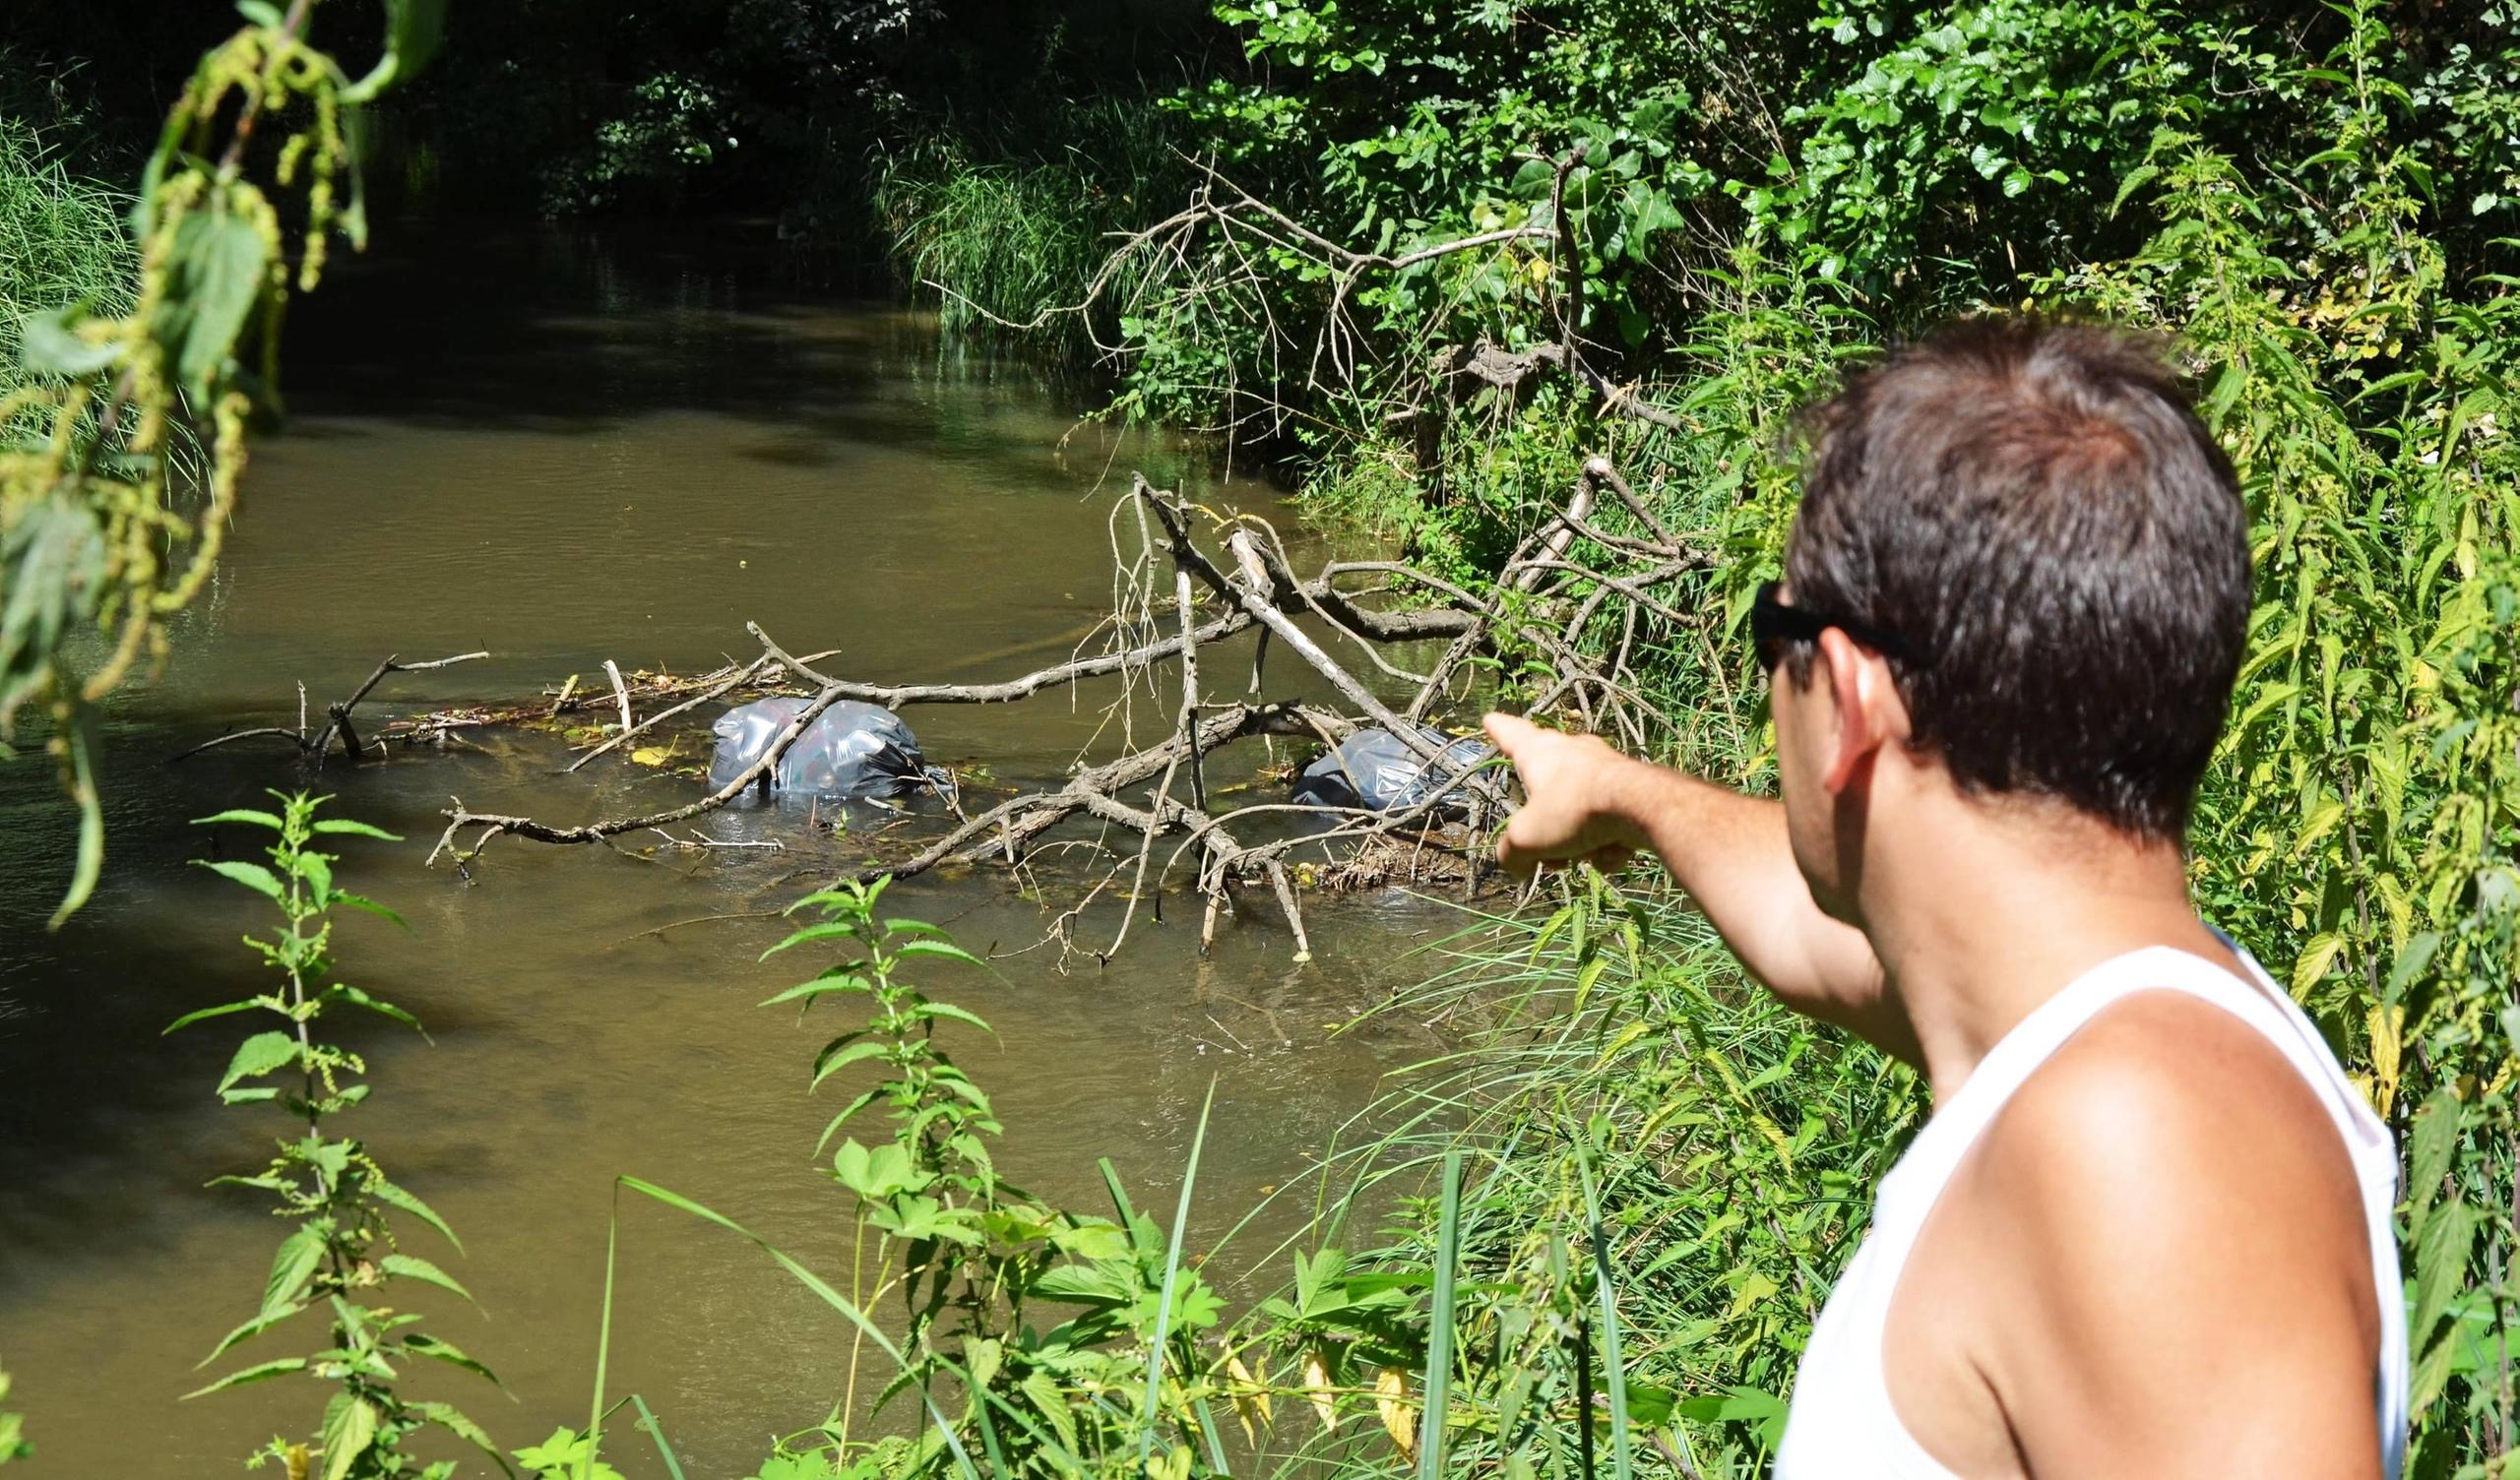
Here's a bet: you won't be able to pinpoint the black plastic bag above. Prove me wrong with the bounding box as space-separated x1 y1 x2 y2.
1291 726 1493 815
707 696 934 800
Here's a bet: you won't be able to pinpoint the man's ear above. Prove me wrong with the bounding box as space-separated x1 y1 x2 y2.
1815 627 1905 794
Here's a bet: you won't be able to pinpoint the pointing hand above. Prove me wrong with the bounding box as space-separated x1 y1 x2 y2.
1482 711 1647 877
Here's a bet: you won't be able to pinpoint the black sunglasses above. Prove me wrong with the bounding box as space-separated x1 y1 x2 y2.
1750 581 1913 670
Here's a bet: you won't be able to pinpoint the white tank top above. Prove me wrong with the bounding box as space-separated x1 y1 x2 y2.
1774 941 2408 1479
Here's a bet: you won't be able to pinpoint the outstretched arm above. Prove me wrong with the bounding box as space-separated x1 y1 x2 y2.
1481 712 1914 1060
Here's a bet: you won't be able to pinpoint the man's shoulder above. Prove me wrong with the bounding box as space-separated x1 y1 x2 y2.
1931 981 2387 1472
1962 984 2373 1329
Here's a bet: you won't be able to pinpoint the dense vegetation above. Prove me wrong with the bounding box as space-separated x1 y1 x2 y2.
871 1 2520 1474
1 1 2515 1477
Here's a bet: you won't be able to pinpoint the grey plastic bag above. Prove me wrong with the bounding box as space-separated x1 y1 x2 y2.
1291 726 1493 815
707 696 934 800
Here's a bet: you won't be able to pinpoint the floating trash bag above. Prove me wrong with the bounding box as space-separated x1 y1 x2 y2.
1291 726 1494 815
707 696 937 800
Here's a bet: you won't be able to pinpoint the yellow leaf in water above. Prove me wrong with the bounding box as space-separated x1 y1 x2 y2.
1374 1366 1417 1460
629 747 668 767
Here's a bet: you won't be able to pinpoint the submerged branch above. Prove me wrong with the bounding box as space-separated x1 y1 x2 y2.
184 468 1710 960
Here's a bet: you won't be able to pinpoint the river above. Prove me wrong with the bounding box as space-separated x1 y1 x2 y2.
0 227 1462 1475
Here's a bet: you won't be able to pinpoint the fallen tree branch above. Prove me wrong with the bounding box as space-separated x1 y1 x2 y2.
168 650 488 766
186 462 1710 961
427 677 864 864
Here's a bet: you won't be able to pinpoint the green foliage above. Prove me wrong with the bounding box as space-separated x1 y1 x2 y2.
540 72 736 216
0 106 131 386
513 1427 624 1480
406 0 1206 232
884 0 2520 1469
2045 20 2519 1459
765 879 1229 1480
586 879 1230 1480
594 874 1903 1478
2 0 439 925
872 99 1187 351
0 1356 26 1465
182 794 502 1480
2389 572 2520 1464
1245 875 1916 1473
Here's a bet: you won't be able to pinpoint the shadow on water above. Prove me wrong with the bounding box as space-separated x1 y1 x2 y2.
287 222 1118 445
0 223 1456 1476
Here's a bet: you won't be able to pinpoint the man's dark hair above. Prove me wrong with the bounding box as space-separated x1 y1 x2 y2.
1783 316 2251 841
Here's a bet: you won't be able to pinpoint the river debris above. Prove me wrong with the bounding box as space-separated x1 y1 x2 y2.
176 471 1710 960
166 649 493 765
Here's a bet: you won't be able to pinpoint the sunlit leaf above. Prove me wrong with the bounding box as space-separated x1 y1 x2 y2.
220 1030 300 1095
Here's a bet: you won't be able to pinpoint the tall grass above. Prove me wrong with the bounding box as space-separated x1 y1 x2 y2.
871 98 1181 355
0 108 129 384
1280 877 1919 1473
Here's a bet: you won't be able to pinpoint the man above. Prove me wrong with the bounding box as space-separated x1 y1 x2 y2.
1483 319 2408 1479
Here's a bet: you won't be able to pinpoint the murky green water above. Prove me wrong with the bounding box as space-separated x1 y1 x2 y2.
0 228 1460 1475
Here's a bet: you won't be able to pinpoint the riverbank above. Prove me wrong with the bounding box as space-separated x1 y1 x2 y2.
857 5 2520 1473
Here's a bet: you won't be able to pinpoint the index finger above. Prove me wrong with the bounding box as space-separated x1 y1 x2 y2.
1482 710 1538 758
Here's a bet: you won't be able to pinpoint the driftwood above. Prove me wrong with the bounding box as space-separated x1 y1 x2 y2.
166 651 490 766
186 468 1712 961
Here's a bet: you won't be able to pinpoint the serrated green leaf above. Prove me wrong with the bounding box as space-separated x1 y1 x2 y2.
903 1001 997 1036
329 891 410 930
810 1038 894 1090
199 859 284 902
322 1391 380 1480
412 1401 508 1469
2412 1198 2477 1342
379 1253 475 1305
404 1332 500 1386
19 304 122 379
2408 1087 2459 1215
159 204 268 401
892 940 987 970
323 983 424 1035
201 1300 306 1363
262 1222 327 1319
762 920 868 960
309 819 402 839
180 1355 305 1400
163 998 270 1035
220 1030 300 1094
759 972 869 1008
370 1176 462 1254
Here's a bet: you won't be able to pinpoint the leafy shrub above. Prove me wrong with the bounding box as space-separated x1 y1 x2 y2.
890 0 2520 1469
181 794 501 1479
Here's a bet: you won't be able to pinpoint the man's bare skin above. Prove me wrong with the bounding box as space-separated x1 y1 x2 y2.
1480 619 2382 1479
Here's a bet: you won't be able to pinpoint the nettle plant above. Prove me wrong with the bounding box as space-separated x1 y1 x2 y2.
2 0 442 925
0 1355 25 1465
179 793 501 1479
744 878 1229 1480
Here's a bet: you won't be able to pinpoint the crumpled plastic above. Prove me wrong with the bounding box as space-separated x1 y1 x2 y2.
706 696 934 800
1290 725 1494 815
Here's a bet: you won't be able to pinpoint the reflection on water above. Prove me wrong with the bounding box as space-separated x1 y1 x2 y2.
0 226 1456 1475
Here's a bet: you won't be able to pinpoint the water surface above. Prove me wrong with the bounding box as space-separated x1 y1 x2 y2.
0 226 1461 1475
